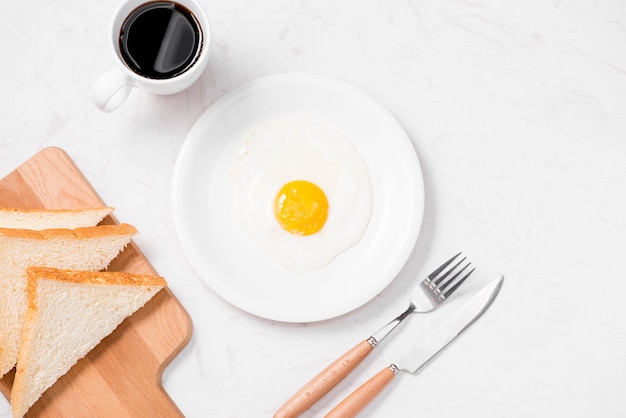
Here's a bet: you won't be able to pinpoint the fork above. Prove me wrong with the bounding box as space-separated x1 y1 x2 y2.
273 252 474 418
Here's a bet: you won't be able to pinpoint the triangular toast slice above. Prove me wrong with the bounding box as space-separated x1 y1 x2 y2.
11 267 166 418
0 223 137 377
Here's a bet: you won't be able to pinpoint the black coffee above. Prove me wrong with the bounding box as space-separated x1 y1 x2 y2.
119 1 201 79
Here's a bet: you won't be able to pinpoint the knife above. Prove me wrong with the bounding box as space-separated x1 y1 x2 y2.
324 275 504 418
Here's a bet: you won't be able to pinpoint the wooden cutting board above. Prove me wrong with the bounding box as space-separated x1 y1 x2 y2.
0 147 193 417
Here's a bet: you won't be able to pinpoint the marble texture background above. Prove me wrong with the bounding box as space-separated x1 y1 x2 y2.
1 0 625 416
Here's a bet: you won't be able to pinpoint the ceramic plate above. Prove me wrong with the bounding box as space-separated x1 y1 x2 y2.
172 73 424 322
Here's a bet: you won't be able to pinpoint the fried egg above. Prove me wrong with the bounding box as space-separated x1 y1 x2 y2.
230 117 373 272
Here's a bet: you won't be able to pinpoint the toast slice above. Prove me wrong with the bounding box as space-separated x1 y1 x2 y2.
0 223 137 378
0 207 113 229
11 267 166 418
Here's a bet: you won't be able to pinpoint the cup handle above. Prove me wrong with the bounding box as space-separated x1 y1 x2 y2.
91 67 134 112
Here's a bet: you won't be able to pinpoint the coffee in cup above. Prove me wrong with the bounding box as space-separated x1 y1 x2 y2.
91 0 210 112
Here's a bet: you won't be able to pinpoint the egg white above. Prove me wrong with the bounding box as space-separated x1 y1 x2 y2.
230 117 373 272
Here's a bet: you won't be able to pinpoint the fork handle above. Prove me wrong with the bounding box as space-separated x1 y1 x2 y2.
273 340 375 418
324 366 397 418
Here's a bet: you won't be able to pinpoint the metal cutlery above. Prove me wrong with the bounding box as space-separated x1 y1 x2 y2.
325 275 504 418
274 253 474 418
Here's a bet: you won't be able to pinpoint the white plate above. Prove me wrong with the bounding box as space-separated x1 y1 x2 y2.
172 73 424 323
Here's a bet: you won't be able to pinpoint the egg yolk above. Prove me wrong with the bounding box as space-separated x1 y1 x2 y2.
274 180 328 236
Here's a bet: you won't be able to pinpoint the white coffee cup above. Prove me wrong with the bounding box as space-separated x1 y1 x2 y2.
91 0 210 112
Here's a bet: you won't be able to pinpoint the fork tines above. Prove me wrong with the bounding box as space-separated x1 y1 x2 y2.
425 252 475 299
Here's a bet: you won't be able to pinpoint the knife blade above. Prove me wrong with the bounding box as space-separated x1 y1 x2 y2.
324 275 503 418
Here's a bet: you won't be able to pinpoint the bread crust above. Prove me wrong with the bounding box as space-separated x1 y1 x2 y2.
26 267 166 311
27 267 166 287
0 206 113 214
0 223 137 239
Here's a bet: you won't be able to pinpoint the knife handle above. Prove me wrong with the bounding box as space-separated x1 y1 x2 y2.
324 365 397 418
273 339 375 418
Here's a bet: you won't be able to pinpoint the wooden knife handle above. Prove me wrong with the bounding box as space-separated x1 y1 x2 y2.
324 366 396 418
273 340 374 418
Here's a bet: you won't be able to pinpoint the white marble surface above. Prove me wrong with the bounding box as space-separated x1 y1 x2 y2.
1 0 626 416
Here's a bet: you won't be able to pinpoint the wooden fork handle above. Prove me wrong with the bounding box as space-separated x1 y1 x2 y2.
324 366 396 418
273 340 374 418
